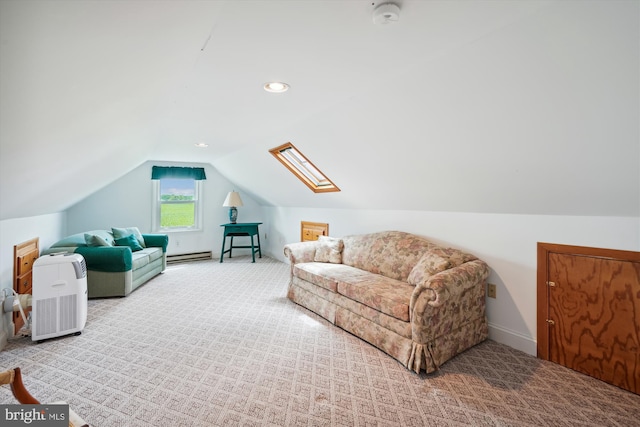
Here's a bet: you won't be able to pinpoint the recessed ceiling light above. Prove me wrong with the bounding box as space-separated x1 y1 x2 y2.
264 82 289 93
194 143 209 148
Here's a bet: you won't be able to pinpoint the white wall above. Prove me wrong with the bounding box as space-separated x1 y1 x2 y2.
65 161 264 258
0 212 66 349
262 207 639 355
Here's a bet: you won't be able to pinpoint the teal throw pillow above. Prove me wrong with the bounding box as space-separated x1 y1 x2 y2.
84 233 111 247
112 227 146 248
115 234 144 252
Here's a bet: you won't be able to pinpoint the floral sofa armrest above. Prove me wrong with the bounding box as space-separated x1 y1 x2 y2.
410 259 489 312
408 259 490 371
284 241 320 265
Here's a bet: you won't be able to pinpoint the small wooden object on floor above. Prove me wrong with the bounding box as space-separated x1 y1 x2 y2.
0 367 91 427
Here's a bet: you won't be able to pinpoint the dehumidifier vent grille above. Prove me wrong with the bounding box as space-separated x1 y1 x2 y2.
72 258 87 279
35 297 57 336
59 294 78 332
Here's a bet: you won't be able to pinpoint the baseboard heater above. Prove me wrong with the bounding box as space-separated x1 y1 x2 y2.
166 251 212 264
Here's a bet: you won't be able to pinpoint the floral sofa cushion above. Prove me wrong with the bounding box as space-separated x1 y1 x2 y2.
336 276 413 322
295 261 412 321
313 236 344 263
294 263 371 293
407 252 452 285
341 231 434 281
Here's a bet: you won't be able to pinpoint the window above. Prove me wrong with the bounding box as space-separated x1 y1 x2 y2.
269 142 340 193
151 166 206 231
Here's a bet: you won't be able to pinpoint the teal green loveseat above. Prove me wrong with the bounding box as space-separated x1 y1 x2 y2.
41 229 168 298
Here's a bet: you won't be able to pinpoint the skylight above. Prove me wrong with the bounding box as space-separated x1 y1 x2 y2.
269 142 340 193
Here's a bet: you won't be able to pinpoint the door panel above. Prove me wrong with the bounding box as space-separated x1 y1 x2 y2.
538 243 640 395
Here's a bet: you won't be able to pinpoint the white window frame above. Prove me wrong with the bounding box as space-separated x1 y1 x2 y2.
152 179 204 232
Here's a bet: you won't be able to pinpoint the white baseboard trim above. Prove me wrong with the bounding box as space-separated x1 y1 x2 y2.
488 322 537 356
167 251 212 264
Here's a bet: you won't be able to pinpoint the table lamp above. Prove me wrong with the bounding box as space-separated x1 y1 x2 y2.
223 191 244 224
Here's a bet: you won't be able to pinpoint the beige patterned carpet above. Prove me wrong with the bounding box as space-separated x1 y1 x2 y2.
0 256 638 426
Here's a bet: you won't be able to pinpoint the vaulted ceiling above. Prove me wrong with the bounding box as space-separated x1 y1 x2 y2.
1 0 637 221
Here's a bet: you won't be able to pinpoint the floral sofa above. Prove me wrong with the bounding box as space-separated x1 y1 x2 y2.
284 230 490 373
41 227 168 298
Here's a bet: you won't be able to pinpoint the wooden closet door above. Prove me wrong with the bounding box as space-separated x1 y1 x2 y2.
538 243 640 395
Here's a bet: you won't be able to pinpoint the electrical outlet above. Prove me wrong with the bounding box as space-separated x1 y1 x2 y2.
487 283 497 299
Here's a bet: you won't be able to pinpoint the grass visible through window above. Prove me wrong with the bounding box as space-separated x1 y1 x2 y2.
160 203 195 228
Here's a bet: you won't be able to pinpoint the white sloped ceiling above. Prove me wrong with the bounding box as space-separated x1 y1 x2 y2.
1 0 637 220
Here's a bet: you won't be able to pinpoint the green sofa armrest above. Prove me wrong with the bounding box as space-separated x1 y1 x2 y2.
74 246 132 273
143 234 169 252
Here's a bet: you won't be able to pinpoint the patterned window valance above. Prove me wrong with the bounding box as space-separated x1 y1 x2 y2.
151 166 206 180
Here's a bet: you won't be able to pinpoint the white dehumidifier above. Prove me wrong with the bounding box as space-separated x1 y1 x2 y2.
31 253 88 342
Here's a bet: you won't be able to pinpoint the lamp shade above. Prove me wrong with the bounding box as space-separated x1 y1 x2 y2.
222 191 244 207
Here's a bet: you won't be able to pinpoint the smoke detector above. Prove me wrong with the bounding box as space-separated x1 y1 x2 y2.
373 2 400 25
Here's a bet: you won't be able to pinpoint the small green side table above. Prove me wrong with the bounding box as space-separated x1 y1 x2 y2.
220 222 263 263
